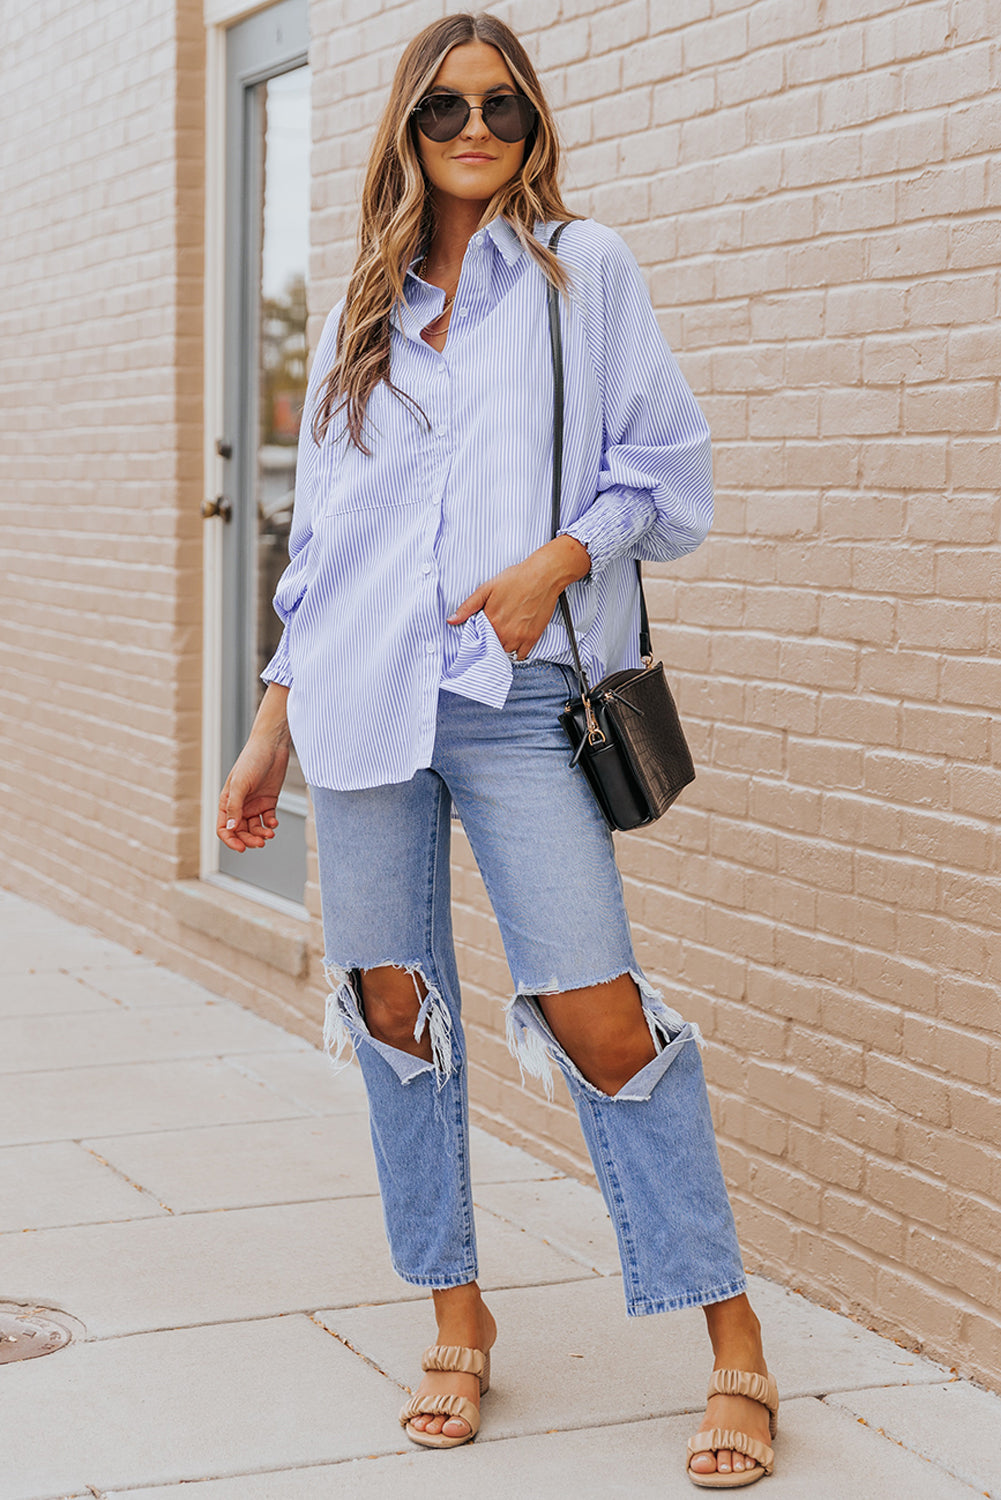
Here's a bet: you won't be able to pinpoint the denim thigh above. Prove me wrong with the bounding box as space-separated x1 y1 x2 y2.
433 663 639 994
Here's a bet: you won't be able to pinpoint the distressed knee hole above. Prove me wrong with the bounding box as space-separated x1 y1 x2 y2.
504 969 704 1103
356 964 428 1043
321 957 455 1087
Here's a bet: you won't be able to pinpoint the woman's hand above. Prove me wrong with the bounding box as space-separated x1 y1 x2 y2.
217 685 292 853
446 536 591 659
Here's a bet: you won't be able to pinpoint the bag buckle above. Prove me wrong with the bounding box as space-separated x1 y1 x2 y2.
584 696 605 745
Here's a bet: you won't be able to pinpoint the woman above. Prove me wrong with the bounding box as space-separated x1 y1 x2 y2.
218 12 778 1487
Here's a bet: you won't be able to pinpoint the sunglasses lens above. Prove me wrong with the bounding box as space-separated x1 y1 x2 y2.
414 94 468 141
482 94 537 142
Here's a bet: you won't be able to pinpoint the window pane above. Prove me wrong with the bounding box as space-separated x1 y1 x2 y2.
255 65 310 800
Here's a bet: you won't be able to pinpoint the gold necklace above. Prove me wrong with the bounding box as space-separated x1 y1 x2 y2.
418 253 459 319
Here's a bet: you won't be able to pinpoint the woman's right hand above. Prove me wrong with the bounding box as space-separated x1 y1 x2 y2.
217 684 293 853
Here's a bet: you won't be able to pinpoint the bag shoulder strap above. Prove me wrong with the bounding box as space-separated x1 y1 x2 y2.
545 223 652 689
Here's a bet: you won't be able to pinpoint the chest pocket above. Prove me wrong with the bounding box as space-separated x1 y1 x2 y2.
317 383 429 516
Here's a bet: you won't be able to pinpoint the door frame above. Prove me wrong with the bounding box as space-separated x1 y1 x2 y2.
199 0 310 913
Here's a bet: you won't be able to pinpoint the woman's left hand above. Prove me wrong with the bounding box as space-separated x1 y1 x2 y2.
446 536 591 660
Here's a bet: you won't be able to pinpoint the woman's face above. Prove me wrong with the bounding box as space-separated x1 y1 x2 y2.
414 40 527 212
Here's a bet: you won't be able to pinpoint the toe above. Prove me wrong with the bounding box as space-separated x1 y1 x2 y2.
689 1452 717 1473
716 1448 732 1473
442 1416 471 1438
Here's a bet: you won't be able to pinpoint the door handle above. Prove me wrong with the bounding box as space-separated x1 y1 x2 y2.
201 496 233 522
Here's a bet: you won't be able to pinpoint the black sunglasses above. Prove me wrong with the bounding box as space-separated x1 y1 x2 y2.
411 91 537 144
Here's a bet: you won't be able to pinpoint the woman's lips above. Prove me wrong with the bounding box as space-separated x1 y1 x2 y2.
453 153 495 162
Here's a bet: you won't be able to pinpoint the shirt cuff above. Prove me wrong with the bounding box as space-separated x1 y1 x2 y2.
557 485 656 576
260 629 293 688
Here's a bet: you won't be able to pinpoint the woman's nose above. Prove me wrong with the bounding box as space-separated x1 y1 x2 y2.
459 105 492 142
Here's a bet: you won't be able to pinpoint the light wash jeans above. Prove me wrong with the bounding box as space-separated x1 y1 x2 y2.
309 663 747 1316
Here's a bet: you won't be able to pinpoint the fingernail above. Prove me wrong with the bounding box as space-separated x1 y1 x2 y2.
226 819 236 829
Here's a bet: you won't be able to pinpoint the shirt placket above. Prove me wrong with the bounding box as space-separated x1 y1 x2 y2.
421 355 452 746
423 234 489 709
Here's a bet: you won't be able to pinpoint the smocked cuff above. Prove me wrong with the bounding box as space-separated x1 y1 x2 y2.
260 630 293 687
557 485 656 576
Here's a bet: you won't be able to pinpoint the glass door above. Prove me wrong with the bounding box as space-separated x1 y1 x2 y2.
219 0 309 902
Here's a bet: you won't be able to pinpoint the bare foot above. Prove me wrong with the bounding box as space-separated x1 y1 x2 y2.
405 1282 497 1442
689 1294 772 1479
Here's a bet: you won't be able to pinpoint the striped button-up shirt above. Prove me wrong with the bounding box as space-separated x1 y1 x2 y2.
261 216 713 791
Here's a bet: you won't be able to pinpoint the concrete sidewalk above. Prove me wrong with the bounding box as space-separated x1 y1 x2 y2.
2 887 998 1500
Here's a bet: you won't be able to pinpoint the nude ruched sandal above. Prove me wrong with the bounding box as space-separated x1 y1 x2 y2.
399 1344 491 1449
686 1367 779 1488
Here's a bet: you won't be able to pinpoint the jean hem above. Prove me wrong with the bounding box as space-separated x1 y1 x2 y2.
392 1266 480 1290
625 1274 748 1317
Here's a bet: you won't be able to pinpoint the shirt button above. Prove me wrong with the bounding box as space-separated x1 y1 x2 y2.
425 642 436 655
458 308 468 318
436 424 447 436
422 564 432 576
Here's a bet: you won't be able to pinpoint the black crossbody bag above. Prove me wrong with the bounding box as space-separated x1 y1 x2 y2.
546 222 696 831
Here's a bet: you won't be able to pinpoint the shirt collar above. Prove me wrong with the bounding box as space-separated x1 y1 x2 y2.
397 217 551 338
487 216 562 260
484 215 525 264
404 215 551 279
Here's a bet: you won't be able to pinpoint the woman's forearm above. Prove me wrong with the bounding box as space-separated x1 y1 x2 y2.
536 534 592 588
252 682 292 746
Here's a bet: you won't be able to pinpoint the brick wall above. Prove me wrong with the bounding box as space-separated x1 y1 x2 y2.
0 0 196 901
2 0 998 1393
308 0 1001 1390
0 1 328 1035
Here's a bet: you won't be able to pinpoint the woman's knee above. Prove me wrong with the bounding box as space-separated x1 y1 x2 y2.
536 973 657 1096
357 964 430 1053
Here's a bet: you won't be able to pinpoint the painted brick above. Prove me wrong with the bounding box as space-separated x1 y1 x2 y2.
823 1189 905 1258
906 1229 996 1305
750 1157 824 1225
780 130 861 191
859 112 946 175
935 548 1001 599
862 332 947 384
826 282 906 337
902 1015 994 1087
865 1051 951 1126
902 42 993 112
901 705 992 762
747 0 824 50
907 273 997 328
823 1086 901 1157
947 93 1001 157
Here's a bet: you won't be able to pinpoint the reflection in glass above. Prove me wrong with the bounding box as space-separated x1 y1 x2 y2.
254 66 310 799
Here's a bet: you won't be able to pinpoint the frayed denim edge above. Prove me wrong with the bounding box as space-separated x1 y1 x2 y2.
321 957 455 1089
503 967 705 1101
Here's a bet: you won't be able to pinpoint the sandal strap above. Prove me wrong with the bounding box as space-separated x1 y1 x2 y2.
687 1426 774 1475
707 1367 779 1421
421 1344 486 1381
399 1391 480 1435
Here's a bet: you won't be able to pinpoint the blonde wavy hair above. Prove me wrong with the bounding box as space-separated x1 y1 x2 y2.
311 11 578 453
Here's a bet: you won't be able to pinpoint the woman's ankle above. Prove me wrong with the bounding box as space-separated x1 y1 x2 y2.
432 1280 484 1315
430 1282 495 1345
